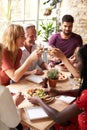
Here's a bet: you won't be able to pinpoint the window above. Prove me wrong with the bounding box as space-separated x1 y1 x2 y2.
0 0 58 39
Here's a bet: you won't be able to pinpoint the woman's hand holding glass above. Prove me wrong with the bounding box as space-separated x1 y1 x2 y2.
48 47 64 60
29 47 44 61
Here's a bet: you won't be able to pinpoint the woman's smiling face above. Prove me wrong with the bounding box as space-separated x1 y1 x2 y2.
16 30 25 48
74 54 83 73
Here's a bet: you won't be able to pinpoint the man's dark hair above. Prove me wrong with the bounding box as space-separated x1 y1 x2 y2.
62 15 74 23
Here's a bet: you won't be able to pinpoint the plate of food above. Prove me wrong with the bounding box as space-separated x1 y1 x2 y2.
26 88 55 104
58 72 68 81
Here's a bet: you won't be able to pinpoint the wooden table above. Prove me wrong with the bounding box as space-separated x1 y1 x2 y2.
7 70 75 130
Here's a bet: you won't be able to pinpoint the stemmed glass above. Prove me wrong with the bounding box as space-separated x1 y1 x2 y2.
69 76 81 90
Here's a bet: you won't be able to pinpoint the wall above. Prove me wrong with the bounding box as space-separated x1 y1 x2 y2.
60 0 87 43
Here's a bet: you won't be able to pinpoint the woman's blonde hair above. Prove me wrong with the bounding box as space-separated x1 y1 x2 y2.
2 24 24 52
0 43 2 66
0 43 2 52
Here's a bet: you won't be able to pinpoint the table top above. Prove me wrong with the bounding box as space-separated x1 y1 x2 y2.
7 70 76 130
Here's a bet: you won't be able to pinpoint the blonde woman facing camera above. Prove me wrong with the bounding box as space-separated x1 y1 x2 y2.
0 24 43 86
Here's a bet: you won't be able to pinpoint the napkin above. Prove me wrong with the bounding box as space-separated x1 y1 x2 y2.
8 88 19 93
25 75 43 83
24 107 48 120
58 96 76 104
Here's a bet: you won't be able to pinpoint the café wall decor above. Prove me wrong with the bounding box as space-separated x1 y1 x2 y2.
43 0 62 8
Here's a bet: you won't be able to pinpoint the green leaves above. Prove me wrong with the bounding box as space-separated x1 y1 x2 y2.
38 21 54 42
47 68 59 79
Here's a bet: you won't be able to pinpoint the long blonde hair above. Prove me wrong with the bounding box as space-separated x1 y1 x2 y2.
2 24 24 52
0 43 2 67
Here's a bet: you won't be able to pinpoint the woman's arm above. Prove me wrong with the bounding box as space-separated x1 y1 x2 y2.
46 88 79 97
29 96 81 125
62 56 80 78
5 48 43 82
48 47 80 78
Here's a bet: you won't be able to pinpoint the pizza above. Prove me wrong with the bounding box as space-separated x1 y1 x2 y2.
58 72 67 81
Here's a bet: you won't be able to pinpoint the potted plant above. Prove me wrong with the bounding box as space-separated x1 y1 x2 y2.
47 68 59 87
38 21 55 42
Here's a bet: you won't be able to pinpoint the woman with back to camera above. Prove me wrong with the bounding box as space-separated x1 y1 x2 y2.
0 24 43 86
0 44 25 130
29 44 87 130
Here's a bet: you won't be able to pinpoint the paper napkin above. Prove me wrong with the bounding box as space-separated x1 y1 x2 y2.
58 95 76 104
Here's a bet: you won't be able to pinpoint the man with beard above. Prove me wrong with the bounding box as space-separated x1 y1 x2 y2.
48 15 83 65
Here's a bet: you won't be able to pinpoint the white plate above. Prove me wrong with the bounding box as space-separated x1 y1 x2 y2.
25 75 43 83
25 107 48 120
25 88 55 104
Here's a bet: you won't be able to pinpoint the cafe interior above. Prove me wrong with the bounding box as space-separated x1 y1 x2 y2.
0 0 87 43
0 0 87 130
